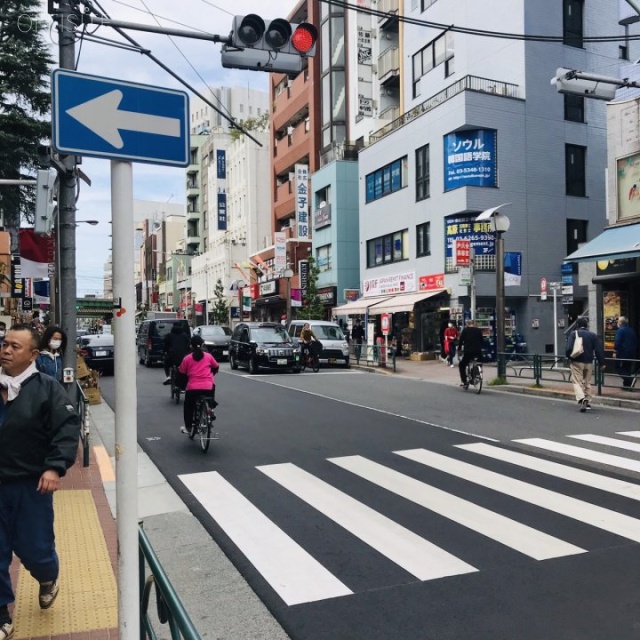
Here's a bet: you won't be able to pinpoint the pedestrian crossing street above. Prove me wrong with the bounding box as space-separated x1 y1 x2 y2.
178 430 640 607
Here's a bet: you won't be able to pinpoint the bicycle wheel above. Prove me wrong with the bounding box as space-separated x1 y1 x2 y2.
300 355 307 373
199 401 211 452
312 355 320 373
189 400 200 440
471 365 483 394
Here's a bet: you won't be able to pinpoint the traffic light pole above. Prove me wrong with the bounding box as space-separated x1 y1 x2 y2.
56 0 78 378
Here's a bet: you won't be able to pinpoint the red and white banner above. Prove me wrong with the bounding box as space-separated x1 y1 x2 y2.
19 229 54 279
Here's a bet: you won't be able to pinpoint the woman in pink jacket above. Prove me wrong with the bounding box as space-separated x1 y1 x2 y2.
178 334 219 434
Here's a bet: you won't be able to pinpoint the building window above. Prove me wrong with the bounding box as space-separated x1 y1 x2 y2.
415 145 430 201
412 31 454 97
564 94 584 123
316 245 332 272
563 0 583 48
420 0 439 9
565 144 586 197
416 222 430 257
566 219 588 255
366 230 409 268
365 157 407 203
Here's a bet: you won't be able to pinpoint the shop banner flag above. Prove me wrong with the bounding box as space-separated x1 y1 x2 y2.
19 229 54 279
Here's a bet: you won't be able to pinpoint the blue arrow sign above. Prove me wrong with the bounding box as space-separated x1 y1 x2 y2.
52 69 190 167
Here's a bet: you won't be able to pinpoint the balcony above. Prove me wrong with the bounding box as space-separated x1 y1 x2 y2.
274 181 295 221
186 162 198 175
272 72 310 132
186 207 200 222
369 74 521 144
378 47 400 86
377 0 399 29
186 181 199 198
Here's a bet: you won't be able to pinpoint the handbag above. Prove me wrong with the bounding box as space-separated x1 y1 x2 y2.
570 330 584 358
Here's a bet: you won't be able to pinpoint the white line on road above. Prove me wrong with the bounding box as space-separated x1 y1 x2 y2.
257 462 477 581
457 442 640 501
329 455 585 560
179 471 352 606
396 448 640 543
568 433 640 453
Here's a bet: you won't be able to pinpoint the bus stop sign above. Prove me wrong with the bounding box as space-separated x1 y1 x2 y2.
381 313 390 336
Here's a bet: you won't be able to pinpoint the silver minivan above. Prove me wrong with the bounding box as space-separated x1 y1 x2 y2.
288 320 350 367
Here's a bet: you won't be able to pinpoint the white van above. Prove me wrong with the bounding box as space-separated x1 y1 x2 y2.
288 320 350 367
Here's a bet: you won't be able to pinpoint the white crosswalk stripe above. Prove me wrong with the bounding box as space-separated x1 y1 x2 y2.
568 433 640 453
179 434 640 607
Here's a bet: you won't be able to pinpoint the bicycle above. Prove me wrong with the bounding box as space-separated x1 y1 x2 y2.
188 395 218 452
463 358 483 394
300 341 321 373
169 364 183 405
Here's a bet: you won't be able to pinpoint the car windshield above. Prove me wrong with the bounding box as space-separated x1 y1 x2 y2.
200 326 231 338
252 327 290 343
314 325 345 340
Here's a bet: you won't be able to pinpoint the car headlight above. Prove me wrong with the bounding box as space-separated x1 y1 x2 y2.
255 347 267 355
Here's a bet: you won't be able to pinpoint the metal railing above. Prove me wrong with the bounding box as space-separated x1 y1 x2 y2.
73 381 90 467
350 343 397 372
139 524 200 640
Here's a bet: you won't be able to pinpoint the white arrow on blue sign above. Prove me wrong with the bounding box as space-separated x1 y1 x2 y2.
52 69 190 167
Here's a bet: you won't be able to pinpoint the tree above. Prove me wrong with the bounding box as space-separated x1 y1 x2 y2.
229 113 270 142
210 278 230 325
302 257 324 320
0 0 53 243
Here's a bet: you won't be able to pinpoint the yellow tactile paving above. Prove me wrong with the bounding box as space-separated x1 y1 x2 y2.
13 489 117 638
94 444 115 483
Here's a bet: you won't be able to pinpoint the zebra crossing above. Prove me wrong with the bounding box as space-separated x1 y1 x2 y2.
179 429 640 607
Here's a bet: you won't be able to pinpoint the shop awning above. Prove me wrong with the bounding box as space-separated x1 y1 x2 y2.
565 224 640 262
333 295 392 315
367 289 446 315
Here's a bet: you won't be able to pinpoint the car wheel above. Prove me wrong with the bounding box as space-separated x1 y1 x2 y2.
229 353 238 370
248 358 258 375
138 350 144 365
144 353 152 368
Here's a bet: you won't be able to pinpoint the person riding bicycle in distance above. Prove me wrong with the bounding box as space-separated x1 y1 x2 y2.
299 322 318 364
178 335 219 435
457 318 484 389
163 323 190 385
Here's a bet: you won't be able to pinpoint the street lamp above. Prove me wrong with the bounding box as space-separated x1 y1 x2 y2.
283 267 294 323
476 203 511 377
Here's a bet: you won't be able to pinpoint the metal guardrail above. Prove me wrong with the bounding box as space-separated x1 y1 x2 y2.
139 524 200 640
74 381 90 467
351 343 397 372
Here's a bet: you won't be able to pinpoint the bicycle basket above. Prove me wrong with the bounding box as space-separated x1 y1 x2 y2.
309 340 323 356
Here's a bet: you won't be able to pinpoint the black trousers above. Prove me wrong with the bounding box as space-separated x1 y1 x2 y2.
458 352 482 383
183 387 216 429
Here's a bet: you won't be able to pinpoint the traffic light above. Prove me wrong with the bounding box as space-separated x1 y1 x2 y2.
222 14 317 74
550 67 617 101
34 168 58 235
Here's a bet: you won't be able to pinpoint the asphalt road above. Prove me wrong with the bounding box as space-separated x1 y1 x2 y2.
101 363 640 639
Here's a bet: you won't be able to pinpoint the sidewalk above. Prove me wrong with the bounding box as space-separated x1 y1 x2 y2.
10 360 637 640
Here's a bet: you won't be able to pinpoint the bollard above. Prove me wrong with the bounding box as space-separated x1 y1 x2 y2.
533 354 542 385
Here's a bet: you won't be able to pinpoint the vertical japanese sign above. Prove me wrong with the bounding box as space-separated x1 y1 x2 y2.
216 149 226 179
217 193 227 230
274 231 287 273
295 164 310 240
299 260 309 296
444 129 497 190
0 232 11 298
454 239 470 266
10 256 23 299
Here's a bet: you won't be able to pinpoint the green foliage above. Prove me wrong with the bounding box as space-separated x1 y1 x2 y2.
487 376 508 386
302 257 324 320
0 0 53 237
229 113 270 142
210 278 230 325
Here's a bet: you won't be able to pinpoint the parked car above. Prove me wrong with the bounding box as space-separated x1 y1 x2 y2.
229 322 298 374
78 334 114 375
288 320 350 367
136 318 190 367
192 325 232 361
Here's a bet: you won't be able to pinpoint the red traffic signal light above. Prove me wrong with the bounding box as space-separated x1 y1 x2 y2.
291 23 317 55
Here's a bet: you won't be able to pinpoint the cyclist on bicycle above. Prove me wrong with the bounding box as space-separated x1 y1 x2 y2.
457 318 484 389
178 335 219 434
162 323 190 385
299 322 319 364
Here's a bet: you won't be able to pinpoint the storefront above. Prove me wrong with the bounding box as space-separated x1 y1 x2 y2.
317 286 337 319
254 280 283 321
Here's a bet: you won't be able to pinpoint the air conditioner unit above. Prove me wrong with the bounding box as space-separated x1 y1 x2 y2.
371 63 378 74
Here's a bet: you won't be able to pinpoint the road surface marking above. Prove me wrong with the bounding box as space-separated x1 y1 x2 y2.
329 455 584 561
513 438 640 475
179 471 352 606
458 442 640 501
257 462 477 581
568 433 640 453
396 448 640 542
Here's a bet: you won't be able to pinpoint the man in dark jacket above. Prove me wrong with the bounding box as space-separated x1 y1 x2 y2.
350 318 365 364
0 325 80 639
457 319 484 388
566 317 606 411
162 323 191 384
614 316 638 390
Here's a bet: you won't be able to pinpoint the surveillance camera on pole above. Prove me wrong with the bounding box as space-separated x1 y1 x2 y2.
221 14 317 74
34 168 58 235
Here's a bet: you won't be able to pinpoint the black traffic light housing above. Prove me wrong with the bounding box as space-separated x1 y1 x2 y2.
223 14 317 74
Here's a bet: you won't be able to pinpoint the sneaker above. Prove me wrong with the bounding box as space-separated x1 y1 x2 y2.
578 399 587 413
0 620 14 640
38 579 59 609
179 426 189 434
585 402 592 411
162 377 171 385
449 364 455 368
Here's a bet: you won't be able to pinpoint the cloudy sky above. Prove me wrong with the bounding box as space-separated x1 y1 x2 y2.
37 0 297 295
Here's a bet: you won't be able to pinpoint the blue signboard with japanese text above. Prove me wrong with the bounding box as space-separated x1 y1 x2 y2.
216 149 226 179
445 213 496 258
217 193 227 230
444 129 497 191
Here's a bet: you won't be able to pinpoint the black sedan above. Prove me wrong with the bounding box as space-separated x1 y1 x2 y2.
78 334 114 375
192 325 232 361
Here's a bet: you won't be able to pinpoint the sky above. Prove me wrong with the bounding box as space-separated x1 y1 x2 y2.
36 0 298 296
